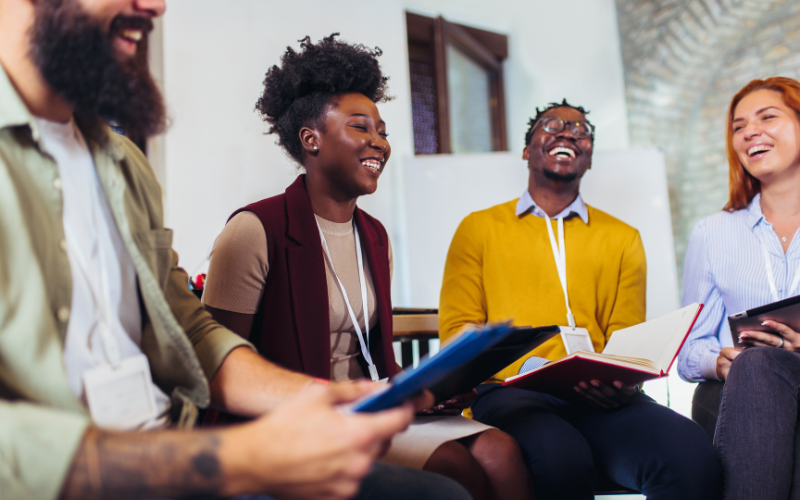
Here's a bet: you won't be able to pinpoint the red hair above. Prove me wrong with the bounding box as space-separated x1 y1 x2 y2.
724 77 800 211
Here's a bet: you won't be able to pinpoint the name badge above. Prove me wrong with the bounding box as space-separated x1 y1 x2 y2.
82 354 158 430
560 327 595 355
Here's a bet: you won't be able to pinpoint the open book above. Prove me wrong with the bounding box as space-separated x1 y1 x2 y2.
502 303 703 399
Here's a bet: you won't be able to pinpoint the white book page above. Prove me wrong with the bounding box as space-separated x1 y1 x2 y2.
603 303 700 372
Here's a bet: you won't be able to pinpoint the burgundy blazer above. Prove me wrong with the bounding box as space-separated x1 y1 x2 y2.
204 176 397 425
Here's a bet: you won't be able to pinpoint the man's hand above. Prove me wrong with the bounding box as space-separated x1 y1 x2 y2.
59 381 416 500
221 380 415 500
715 347 740 381
326 380 435 415
739 320 800 352
419 390 477 416
574 380 637 410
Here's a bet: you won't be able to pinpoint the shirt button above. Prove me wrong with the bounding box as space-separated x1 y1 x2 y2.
57 306 70 323
59 239 67 252
53 178 62 190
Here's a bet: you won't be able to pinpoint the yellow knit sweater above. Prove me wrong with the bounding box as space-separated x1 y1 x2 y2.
439 198 647 383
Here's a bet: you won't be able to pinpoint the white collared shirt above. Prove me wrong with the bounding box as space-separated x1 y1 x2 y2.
515 189 590 223
34 117 170 427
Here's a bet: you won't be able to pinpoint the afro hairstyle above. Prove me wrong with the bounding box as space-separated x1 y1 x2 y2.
255 33 392 163
523 99 594 146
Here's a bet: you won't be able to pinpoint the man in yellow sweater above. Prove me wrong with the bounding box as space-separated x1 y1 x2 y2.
439 101 721 500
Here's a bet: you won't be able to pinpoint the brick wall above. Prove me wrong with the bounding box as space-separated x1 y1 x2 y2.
616 0 800 287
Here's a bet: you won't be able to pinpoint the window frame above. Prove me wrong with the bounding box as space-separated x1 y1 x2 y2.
407 12 508 154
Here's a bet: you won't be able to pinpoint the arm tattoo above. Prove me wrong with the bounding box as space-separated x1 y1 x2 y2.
59 427 225 500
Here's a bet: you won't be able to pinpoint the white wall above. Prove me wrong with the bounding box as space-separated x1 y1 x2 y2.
161 0 413 277
160 0 629 291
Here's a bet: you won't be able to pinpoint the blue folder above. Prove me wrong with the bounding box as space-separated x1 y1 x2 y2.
352 323 518 413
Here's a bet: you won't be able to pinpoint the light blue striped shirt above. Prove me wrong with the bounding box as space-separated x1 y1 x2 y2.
678 193 800 382
515 189 589 223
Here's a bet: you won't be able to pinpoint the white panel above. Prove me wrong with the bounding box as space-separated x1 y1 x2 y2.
403 148 679 316
579 149 680 319
403 151 528 307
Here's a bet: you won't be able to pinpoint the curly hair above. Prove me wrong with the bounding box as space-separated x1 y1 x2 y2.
524 99 593 145
255 33 392 163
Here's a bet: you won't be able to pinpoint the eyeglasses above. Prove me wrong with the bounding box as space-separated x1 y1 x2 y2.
535 116 594 139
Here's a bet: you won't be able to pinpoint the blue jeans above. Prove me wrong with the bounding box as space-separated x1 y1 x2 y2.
471 385 721 500
715 346 800 500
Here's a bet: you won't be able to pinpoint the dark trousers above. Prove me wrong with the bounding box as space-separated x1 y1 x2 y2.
186 461 472 500
353 462 472 500
692 380 725 440
715 346 800 500
471 385 721 500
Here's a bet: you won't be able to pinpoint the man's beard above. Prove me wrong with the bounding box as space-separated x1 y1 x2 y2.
29 0 166 139
543 169 579 183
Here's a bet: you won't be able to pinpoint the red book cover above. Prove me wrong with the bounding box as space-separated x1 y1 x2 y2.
502 304 703 401
502 354 662 401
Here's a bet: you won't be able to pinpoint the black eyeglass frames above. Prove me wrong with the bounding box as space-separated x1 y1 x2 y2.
535 116 594 139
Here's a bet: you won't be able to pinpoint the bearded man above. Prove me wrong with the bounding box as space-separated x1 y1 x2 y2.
0 1 472 500
439 101 723 500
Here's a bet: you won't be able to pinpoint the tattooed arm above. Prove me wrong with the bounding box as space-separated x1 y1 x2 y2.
59 427 225 500
59 381 416 500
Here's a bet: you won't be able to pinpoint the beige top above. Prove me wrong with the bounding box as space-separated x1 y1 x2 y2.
203 211 393 381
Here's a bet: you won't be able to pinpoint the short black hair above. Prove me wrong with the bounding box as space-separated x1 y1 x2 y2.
255 33 392 163
524 99 593 145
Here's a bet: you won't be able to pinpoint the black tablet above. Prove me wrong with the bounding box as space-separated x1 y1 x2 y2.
728 294 800 348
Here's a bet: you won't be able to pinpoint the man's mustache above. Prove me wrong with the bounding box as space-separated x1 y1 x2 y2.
109 14 153 36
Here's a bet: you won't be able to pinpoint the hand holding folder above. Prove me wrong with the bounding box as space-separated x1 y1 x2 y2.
352 323 560 413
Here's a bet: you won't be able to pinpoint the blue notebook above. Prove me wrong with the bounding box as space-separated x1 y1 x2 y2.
352 323 519 413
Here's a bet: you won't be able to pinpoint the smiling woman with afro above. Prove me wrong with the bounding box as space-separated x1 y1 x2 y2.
256 33 391 164
201 34 533 500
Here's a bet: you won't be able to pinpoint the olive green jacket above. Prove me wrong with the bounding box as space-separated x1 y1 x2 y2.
0 65 253 500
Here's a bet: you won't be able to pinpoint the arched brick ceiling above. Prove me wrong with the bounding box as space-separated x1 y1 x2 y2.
617 0 800 283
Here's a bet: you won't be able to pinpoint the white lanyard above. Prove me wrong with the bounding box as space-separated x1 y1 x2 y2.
759 237 800 303
544 215 576 328
316 219 379 381
66 186 122 368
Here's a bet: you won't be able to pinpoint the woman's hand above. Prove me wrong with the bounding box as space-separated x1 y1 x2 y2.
739 320 800 352
715 347 740 380
419 390 477 416
573 380 638 410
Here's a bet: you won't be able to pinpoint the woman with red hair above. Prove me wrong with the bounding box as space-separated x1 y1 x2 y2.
678 76 800 499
